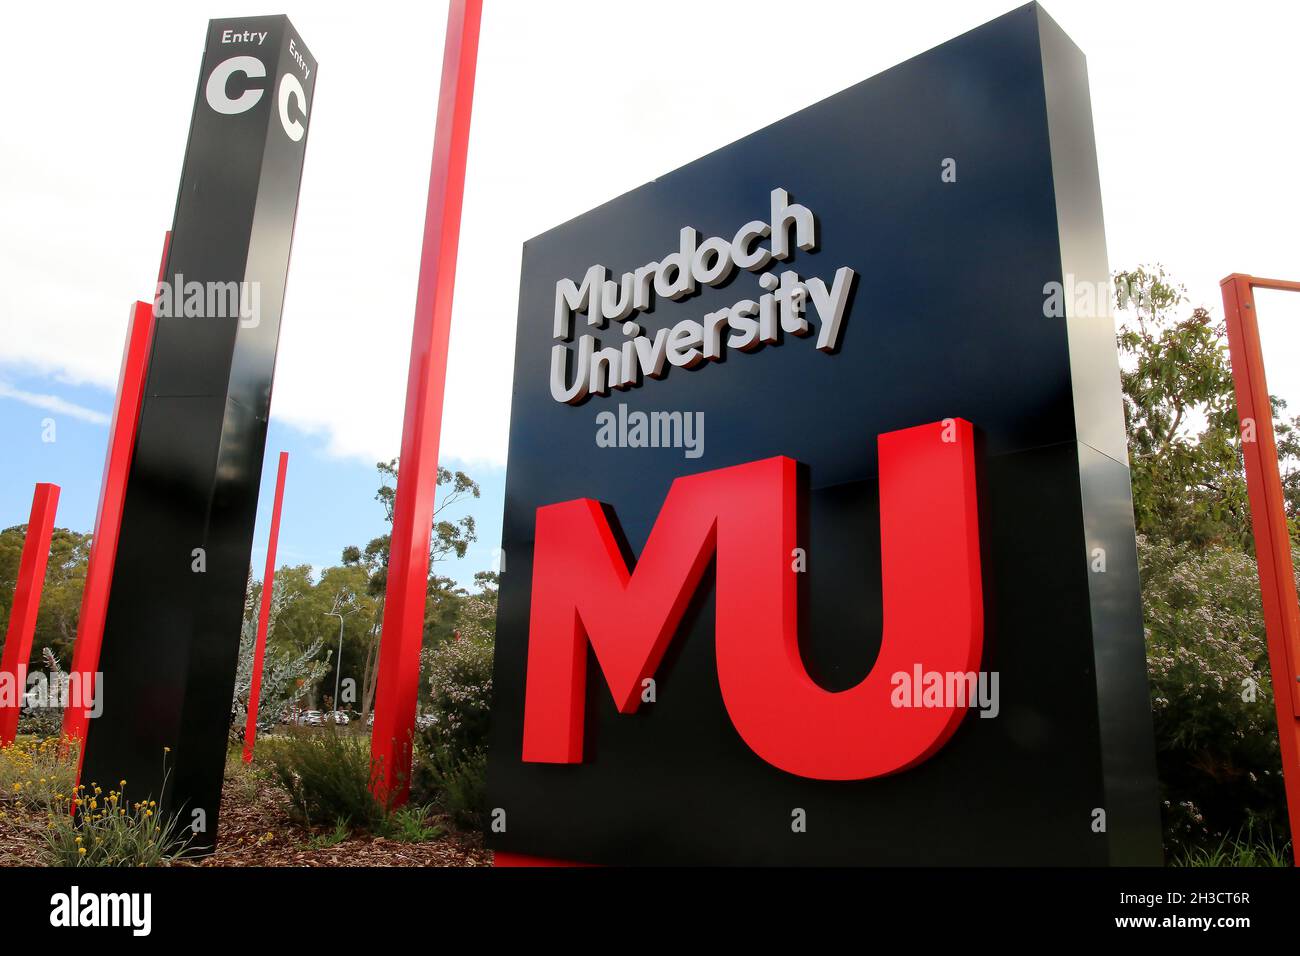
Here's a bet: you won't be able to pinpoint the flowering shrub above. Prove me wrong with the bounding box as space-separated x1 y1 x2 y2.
1140 536 1294 854
420 633 493 759
0 735 78 811
413 629 493 829
42 780 190 867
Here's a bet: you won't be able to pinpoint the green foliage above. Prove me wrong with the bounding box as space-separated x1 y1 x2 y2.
0 527 91 666
1115 266 1251 548
0 734 78 811
17 647 68 738
305 818 352 850
43 778 191 867
380 803 445 843
262 728 384 829
1173 821 1291 867
412 587 495 830
1116 264 1299 862
1272 395 1300 530
420 631 494 758
231 570 329 736
1140 536 1290 854
223 747 266 802
417 745 487 831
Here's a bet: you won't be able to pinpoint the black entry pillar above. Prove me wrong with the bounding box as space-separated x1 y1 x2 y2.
80 15 316 853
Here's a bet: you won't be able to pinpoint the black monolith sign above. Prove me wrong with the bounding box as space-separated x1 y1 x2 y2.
81 15 315 853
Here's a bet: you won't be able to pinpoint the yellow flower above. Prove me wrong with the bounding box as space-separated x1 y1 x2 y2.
78 847 86 855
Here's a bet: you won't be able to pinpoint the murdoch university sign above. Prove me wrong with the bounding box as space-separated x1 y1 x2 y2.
485 3 1162 865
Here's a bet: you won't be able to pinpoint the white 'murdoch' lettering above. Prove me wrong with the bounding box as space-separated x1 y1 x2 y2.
549 187 858 404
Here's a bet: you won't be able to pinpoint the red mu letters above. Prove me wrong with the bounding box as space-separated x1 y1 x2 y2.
522 418 983 780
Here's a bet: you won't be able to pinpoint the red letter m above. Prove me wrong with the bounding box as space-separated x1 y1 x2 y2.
523 419 982 779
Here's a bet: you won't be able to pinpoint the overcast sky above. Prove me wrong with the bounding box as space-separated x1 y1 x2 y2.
2 0 1298 581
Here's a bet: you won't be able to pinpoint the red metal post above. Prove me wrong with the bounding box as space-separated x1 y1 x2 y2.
370 0 482 805
65 231 168 750
243 451 290 762
1220 273 1300 865
62 299 157 747
0 483 61 746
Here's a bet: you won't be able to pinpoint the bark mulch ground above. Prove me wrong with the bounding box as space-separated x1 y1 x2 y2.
0 766 492 868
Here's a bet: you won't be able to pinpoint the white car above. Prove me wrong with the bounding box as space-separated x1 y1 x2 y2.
299 710 323 726
325 711 350 725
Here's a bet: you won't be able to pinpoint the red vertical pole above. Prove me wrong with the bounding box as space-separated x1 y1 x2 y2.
0 483 61 746
1221 273 1300 865
243 451 289 762
370 0 482 805
64 231 168 749
62 300 157 747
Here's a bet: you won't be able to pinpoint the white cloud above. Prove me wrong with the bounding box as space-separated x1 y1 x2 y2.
2 0 1298 467
0 381 109 425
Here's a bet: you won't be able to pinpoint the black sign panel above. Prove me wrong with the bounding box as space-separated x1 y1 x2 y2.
485 3 1161 865
81 16 315 853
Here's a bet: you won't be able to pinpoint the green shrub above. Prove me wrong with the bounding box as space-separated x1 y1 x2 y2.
381 803 444 843
262 728 384 829
421 635 493 759
416 743 486 831
0 735 78 811
1140 536 1292 856
412 634 492 830
1174 822 1291 867
305 818 351 850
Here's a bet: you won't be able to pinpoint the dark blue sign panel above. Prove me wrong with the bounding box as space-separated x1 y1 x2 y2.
486 2 1161 864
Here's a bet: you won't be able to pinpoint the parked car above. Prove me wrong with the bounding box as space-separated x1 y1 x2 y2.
298 710 323 726
324 711 350 725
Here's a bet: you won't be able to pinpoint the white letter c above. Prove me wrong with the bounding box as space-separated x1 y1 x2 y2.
205 56 266 115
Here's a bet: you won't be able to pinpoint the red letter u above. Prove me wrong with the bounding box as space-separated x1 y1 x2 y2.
522 419 982 780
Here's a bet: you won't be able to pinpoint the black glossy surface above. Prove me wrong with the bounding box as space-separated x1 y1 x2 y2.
485 3 1161 865
80 16 315 854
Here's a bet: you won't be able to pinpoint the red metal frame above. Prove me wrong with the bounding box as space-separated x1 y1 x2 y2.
65 232 168 749
62 299 158 747
242 450 289 762
493 852 593 867
370 0 482 806
1220 273 1300 864
0 483 61 746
